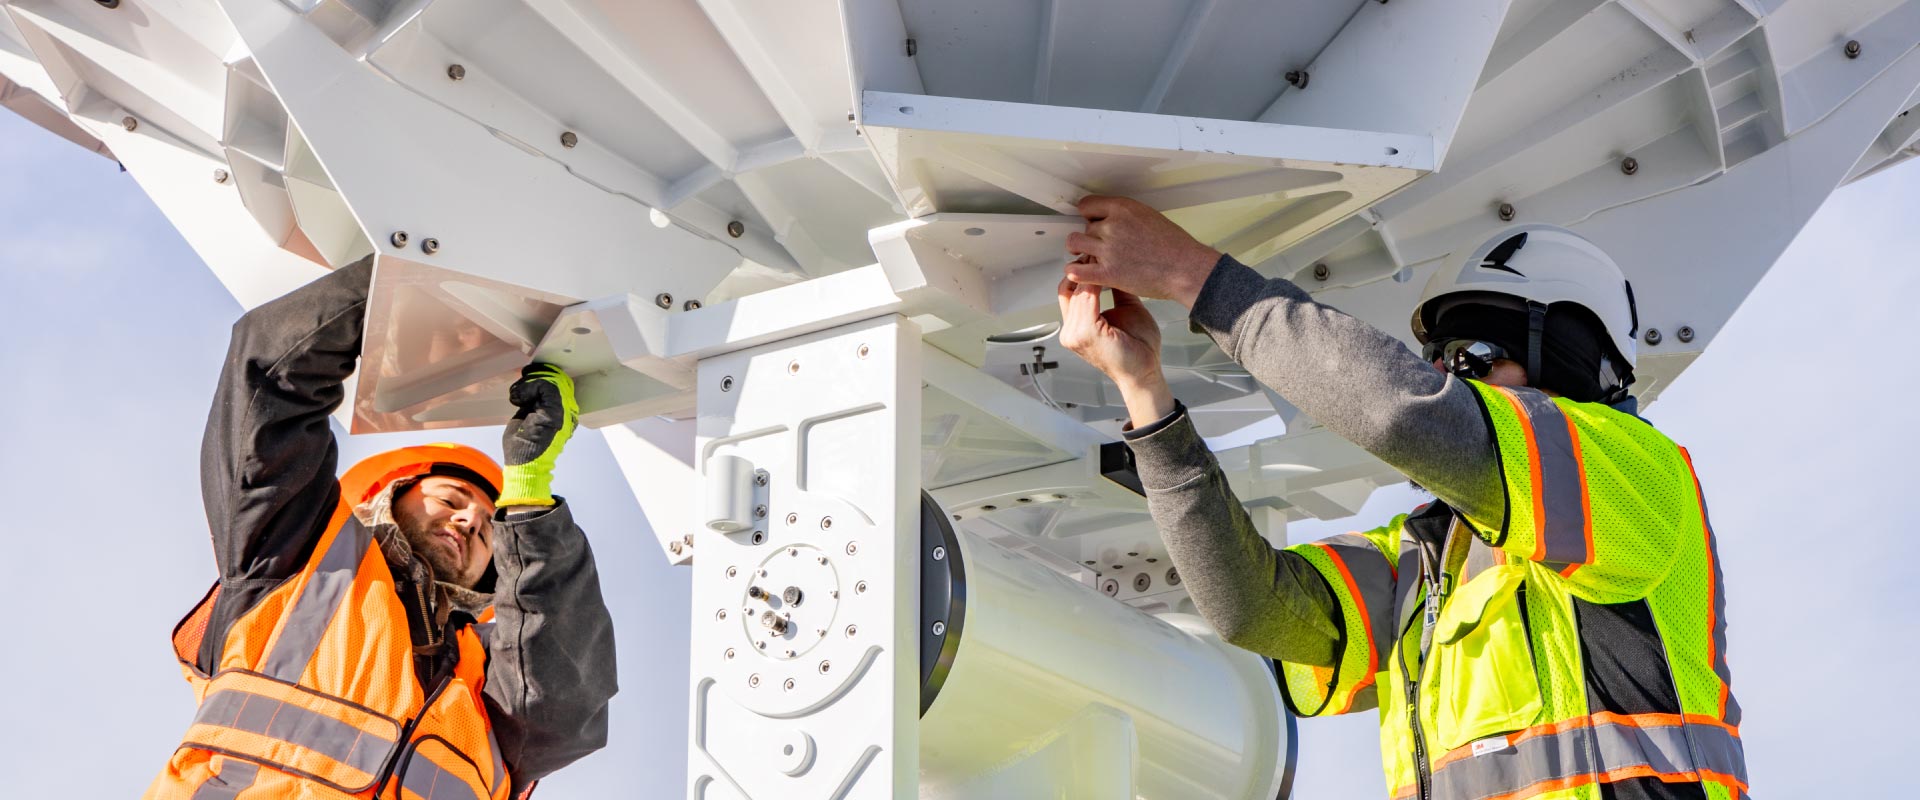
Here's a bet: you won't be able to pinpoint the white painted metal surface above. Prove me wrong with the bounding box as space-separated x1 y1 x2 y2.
5 0 1918 796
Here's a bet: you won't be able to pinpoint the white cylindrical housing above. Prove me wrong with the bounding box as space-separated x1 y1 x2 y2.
703 453 755 533
920 528 1290 799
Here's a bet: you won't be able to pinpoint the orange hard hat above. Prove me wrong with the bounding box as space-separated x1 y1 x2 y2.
339 443 503 507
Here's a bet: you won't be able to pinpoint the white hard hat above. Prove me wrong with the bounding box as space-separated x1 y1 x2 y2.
1412 224 1639 369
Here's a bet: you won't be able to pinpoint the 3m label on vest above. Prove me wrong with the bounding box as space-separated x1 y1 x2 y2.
1472 736 1514 757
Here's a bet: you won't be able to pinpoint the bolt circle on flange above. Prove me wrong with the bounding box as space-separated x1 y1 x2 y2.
447 64 466 81
1676 326 1696 343
420 238 440 255
1645 328 1663 346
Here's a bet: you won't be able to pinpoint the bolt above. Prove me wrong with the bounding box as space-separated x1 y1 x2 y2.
1312 263 1330 281
748 585 765 599
858 344 871 359
784 586 803 606
846 624 858 637
560 131 579 148
1133 573 1152 592
212 169 230 184
757 641 766 649
819 661 831 674
122 116 137 132
1676 325 1696 343
905 37 917 57
750 530 766 545
785 513 798 525
855 581 867 594
95 0 120 8
749 674 760 687
823 517 835 531
931 620 946 636
755 471 768 487
755 505 768 519
784 649 796 658
829 589 838 598
669 541 683 555
655 292 673 309
725 648 735 660
816 629 826 637
817 556 827 565
1166 567 1182 586
787 547 798 558
726 566 738 578
726 220 745 238
715 608 727 620
844 541 856 555
981 504 997 512
387 231 408 248
721 376 735 392
1497 202 1516 222
932 546 946 561
683 299 702 311
420 238 440 255
1285 69 1310 89
1621 156 1639 176
1101 579 1119 597
1845 39 1862 60
683 533 693 547
1146 557 1158 563
788 360 801 375
447 63 466 81
783 678 796 691
761 611 789 634
1645 328 1664 346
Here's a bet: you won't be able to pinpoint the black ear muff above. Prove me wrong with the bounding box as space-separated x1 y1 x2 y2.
1525 301 1547 387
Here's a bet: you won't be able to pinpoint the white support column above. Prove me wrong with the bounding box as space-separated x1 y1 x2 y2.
688 315 922 799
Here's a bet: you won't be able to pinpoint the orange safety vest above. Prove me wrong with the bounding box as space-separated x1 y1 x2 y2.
145 501 510 799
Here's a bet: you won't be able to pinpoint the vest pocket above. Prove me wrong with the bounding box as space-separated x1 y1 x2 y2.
1422 565 1544 752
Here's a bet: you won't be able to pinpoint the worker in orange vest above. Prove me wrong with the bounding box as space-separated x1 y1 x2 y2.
146 256 616 799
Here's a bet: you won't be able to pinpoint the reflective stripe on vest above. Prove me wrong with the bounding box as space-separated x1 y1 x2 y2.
180 670 404 792
487 730 506 793
189 759 259 800
1312 534 1397 714
261 519 373 681
1487 387 1592 575
401 748 488 800
1422 713 1747 799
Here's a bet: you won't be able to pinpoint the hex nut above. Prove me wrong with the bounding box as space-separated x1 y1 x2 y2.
560 131 579 148
726 220 746 238
1845 40 1862 59
447 64 466 81
122 116 137 132
1313 263 1330 281
1497 202 1516 222
212 169 230 184
1621 156 1639 176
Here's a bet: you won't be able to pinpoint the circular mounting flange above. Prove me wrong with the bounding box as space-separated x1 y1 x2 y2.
742 545 841 660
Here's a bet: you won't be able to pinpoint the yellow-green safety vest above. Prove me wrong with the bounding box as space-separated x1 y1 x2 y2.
1277 381 1745 800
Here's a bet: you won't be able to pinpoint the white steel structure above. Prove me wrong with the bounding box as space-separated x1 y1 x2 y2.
5 0 1917 796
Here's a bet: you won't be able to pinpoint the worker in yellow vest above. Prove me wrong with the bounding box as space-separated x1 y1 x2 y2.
146 257 616 799
1057 196 1745 799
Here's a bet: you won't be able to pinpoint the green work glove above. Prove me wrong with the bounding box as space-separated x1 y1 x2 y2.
498 363 579 507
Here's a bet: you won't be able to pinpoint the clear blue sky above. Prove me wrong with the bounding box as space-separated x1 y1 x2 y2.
0 104 1907 796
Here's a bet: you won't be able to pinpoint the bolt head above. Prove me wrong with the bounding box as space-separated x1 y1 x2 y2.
1644 328 1664 346
447 63 466 80
1133 573 1152 592
655 292 673 309
420 238 440 254
846 624 858 637
755 505 768 519
750 530 765 544
1101 580 1119 596
560 131 579 148
755 471 769 486
932 546 946 561
95 0 120 8
725 648 735 659
855 580 867 594
1285 69 1309 89
823 517 835 531
1497 202 1516 222
726 566 738 578
786 512 798 525
788 360 802 375
1166 567 1182 586
726 220 746 238
819 661 831 674
721 375 735 392
121 116 138 132
931 620 946 636
783 586 803 604
1846 39 1862 59
783 678 796 691
669 541 683 555
212 169 230 184
844 541 856 555
715 608 726 620
749 674 760 687
787 547 798 557
1312 263 1330 281
684 299 702 311
1621 156 1639 176
1676 325 1696 343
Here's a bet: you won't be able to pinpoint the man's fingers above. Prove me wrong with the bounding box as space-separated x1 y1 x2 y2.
1110 288 1145 310
1077 194 1123 221
1065 230 1108 259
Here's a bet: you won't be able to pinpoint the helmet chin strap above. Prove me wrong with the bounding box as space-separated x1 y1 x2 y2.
1525 300 1547 388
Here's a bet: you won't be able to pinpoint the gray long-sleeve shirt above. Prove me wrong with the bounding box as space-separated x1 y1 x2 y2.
1122 255 1505 665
